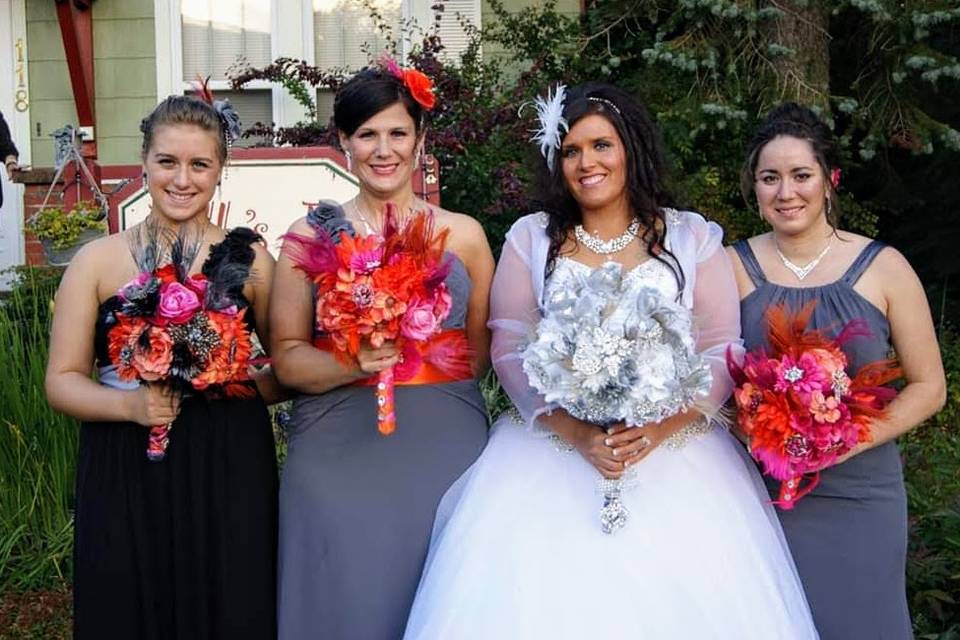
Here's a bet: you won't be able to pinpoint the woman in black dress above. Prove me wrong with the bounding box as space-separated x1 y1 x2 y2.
729 103 946 639
45 95 280 639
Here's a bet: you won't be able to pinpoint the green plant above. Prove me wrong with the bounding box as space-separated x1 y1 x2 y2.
27 201 105 250
903 328 960 637
0 268 77 592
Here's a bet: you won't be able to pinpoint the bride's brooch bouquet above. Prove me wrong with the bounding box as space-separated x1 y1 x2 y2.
726 302 900 509
284 207 471 435
522 261 713 533
107 250 256 461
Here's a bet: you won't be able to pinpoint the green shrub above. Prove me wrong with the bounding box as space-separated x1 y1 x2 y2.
0 268 77 592
903 328 960 638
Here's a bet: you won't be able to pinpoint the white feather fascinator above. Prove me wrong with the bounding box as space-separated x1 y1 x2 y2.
523 84 568 170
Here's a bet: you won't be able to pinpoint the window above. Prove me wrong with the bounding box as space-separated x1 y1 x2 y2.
180 0 273 146
313 0 402 70
311 0 481 121
155 0 481 134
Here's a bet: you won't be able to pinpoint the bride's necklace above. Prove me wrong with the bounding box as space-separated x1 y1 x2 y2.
775 237 833 281
575 220 640 255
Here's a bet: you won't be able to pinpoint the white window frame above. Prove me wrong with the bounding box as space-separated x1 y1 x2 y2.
154 0 314 128
154 0 480 130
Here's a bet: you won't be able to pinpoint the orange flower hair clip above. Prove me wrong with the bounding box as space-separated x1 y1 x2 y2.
380 55 436 111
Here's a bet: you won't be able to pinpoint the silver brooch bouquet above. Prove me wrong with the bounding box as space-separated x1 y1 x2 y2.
522 261 713 533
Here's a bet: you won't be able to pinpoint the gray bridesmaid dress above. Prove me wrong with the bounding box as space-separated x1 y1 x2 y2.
278 207 489 640
733 239 912 640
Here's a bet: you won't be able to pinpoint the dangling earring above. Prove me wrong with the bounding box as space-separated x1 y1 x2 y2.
345 150 353 172
142 173 149 195
825 196 833 220
216 180 222 202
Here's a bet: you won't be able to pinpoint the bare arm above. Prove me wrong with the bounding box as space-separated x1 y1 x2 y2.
447 213 495 376
842 249 946 459
245 240 286 404
269 218 398 394
44 240 180 425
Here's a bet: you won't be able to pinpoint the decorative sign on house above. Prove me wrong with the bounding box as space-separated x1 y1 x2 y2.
110 147 440 256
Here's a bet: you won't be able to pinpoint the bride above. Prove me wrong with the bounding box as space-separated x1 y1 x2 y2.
403 83 819 639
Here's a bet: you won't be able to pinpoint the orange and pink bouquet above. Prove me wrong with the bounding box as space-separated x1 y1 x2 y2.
726 302 900 508
107 262 255 461
284 207 471 435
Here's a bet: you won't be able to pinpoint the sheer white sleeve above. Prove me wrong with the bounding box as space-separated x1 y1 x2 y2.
683 212 744 420
488 215 554 429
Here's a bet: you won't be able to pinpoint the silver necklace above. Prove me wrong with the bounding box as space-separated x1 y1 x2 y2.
575 220 640 255
350 199 415 236
775 237 833 281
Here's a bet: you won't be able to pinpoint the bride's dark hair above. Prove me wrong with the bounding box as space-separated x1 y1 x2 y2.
532 83 683 292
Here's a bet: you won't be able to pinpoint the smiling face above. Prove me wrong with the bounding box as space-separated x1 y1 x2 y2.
560 114 629 215
143 123 221 224
754 134 831 236
339 101 421 198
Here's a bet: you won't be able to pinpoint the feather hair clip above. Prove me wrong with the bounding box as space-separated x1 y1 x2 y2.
522 84 569 171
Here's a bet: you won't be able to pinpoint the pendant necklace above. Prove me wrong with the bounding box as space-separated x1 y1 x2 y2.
776 237 833 281
575 220 640 255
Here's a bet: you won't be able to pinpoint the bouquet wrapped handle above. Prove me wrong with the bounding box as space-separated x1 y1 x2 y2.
377 367 396 435
147 422 172 461
773 473 820 510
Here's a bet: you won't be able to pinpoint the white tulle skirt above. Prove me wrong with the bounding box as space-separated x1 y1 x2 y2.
404 418 819 640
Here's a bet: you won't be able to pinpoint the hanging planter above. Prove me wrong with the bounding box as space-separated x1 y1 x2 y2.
28 201 107 266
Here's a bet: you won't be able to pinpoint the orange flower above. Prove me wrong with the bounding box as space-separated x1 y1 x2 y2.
154 264 178 284
402 69 435 110
108 315 150 381
131 326 174 381
750 390 794 454
193 309 253 389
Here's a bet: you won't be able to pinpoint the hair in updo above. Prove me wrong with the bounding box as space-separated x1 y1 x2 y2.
140 95 228 164
741 102 841 227
534 82 683 292
334 68 426 137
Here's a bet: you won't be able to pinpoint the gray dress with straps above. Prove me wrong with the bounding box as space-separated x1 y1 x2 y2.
733 239 912 640
277 206 489 640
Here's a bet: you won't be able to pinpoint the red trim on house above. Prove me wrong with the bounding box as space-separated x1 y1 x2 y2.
55 0 96 159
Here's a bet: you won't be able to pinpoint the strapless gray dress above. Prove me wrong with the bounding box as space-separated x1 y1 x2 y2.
277 207 489 640
733 239 912 640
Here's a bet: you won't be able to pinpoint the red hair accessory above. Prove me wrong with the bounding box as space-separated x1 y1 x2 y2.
830 168 841 189
379 55 436 111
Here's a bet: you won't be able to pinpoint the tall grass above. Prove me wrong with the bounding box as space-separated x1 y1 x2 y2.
0 268 76 592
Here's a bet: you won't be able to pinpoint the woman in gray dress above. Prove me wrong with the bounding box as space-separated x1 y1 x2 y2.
728 103 946 639
270 64 493 640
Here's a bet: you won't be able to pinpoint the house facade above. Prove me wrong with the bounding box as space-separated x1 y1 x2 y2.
0 0 577 270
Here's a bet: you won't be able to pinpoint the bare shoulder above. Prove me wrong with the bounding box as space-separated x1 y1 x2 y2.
72 231 133 275
434 208 485 236
871 244 917 280
250 237 275 264
285 215 312 236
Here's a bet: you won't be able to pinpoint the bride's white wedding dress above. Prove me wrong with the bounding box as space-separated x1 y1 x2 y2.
404 211 818 639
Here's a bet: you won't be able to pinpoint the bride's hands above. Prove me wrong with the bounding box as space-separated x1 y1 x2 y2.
568 420 643 480
604 423 658 469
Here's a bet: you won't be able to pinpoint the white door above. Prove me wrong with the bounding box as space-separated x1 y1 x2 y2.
0 0 29 285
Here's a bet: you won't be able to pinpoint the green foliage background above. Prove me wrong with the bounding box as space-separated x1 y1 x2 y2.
2 1 959 636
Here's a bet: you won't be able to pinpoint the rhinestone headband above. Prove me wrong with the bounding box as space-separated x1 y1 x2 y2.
587 96 622 115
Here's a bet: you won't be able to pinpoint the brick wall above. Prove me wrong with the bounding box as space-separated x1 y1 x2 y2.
15 168 61 266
